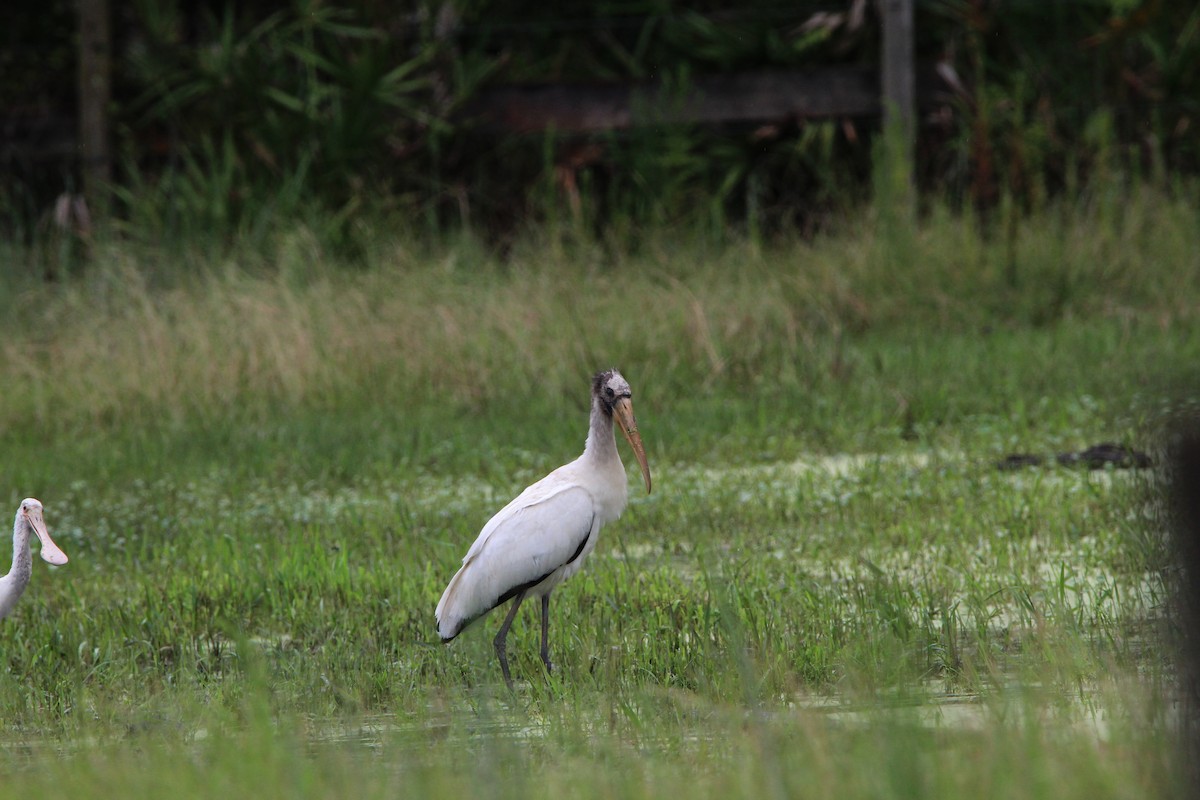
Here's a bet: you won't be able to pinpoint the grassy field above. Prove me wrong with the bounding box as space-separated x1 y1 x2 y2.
0 187 1196 797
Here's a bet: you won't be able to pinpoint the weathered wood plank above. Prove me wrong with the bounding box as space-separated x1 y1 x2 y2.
465 66 882 134
7 66 946 159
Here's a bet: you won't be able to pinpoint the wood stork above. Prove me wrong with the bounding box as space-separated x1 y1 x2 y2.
436 369 651 688
0 498 69 619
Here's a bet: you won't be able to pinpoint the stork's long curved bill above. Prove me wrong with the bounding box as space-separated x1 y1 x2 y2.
612 397 651 494
27 508 68 566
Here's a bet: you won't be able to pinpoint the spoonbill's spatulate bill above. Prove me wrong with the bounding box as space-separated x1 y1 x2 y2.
0 498 69 619
436 369 651 688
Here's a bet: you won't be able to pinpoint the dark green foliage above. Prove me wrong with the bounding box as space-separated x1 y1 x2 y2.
4 0 1198 257
922 0 1200 208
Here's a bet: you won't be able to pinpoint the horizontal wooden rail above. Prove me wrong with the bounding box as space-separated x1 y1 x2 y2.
465 66 890 134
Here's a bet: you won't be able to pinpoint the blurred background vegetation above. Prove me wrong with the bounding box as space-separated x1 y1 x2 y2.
2 0 1197 268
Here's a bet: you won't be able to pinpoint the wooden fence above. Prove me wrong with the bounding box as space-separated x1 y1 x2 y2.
34 0 922 204
467 1 916 139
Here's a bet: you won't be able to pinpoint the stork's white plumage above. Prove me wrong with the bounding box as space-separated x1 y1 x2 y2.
0 498 69 620
436 369 651 687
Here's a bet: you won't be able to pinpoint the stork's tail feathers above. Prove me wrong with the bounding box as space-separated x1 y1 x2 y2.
435 565 473 642
437 614 466 642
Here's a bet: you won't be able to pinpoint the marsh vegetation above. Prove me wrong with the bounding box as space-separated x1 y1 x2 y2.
0 188 1196 797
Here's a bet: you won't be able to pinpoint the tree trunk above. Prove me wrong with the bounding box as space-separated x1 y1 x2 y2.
78 0 111 209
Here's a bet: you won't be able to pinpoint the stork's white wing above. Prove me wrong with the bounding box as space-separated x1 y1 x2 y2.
470 484 596 585
436 480 596 639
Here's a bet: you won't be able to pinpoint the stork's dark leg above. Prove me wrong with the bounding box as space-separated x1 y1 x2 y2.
494 591 526 690
540 592 553 674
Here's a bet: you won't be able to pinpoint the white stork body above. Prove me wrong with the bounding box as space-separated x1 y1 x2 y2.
436 369 651 687
0 498 69 620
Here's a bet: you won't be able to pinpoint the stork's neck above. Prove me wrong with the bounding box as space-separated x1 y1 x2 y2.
582 397 621 466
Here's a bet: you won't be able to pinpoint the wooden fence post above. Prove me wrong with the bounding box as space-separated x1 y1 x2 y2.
877 0 915 249
880 0 915 152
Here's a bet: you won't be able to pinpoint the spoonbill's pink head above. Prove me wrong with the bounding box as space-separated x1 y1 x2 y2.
18 498 69 566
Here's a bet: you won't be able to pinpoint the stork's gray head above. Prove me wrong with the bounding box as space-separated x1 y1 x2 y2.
593 369 633 415
591 369 650 493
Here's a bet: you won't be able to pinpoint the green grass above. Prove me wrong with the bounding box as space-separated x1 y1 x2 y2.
0 187 1196 796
